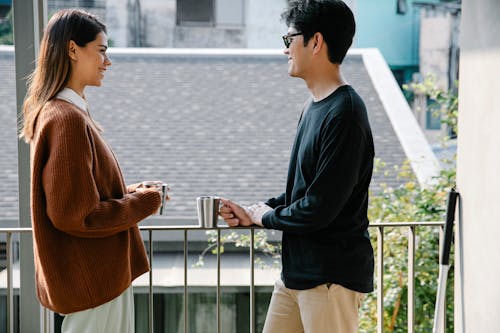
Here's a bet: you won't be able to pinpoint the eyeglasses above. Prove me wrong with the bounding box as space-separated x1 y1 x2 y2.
282 32 302 48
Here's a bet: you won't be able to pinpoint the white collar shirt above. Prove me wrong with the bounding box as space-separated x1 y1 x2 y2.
55 88 89 113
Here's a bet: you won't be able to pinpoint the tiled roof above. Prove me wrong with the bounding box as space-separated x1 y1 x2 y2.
0 48 436 221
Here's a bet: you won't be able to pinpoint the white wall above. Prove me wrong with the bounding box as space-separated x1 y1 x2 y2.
106 0 176 47
142 0 176 47
419 9 453 90
106 0 128 47
246 0 287 48
456 0 500 332
216 0 244 27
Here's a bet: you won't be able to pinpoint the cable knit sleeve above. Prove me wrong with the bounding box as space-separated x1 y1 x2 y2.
39 106 161 238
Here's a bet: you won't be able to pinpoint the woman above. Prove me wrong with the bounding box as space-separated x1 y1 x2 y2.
20 9 162 332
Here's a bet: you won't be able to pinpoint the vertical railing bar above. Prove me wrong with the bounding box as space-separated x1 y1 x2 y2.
250 229 255 333
377 226 384 333
43 308 46 333
47 308 51 333
439 225 446 333
7 232 13 333
43 307 51 333
184 229 188 333
408 226 416 333
149 229 154 333
217 228 221 333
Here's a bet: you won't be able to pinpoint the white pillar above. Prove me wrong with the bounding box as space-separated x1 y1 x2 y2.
456 1 500 332
12 0 46 332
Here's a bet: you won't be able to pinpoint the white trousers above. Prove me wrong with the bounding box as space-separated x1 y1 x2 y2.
61 286 134 333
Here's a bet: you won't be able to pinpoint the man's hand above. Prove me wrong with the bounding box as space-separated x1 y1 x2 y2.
219 198 254 227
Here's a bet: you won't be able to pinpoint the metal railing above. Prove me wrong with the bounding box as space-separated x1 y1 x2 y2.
1 227 31 333
372 221 446 333
141 225 259 333
0 221 447 333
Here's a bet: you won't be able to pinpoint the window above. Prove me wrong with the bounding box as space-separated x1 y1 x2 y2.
176 0 215 26
397 0 408 15
0 0 10 20
176 0 245 27
80 0 95 7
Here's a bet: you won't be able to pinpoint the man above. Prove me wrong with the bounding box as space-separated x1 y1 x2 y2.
220 0 374 332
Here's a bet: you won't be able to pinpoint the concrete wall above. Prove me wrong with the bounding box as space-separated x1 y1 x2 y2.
455 0 500 332
419 6 460 91
173 26 245 48
246 0 286 48
106 0 128 46
419 8 453 90
142 0 175 47
106 0 175 47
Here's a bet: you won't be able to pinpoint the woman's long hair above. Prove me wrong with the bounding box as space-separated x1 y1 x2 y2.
20 9 106 142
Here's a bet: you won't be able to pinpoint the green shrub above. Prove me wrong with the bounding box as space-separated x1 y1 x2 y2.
0 9 13 45
360 159 455 332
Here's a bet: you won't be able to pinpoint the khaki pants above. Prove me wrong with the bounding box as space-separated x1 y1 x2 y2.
262 279 364 333
61 286 134 333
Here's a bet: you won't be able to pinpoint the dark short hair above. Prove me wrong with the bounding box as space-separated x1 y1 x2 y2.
282 0 355 64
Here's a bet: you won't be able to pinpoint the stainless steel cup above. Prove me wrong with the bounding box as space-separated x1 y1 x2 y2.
142 181 168 215
159 183 168 215
197 196 221 228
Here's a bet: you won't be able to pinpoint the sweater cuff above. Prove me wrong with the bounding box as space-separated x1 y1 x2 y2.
245 202 273 226
139 190 162 216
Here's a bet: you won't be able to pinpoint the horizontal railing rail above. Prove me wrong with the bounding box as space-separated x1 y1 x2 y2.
0 221 446 333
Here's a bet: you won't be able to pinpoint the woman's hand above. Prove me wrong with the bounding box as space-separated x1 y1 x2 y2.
126 182 142 193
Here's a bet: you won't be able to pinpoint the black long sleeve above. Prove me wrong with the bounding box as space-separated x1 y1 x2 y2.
262 85 375 292
265 192 286 208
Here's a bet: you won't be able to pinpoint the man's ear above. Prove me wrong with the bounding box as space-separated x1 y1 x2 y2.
312 32 324 55
68 40 78 61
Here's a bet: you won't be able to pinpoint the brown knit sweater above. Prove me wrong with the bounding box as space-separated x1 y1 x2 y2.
30 99 161 314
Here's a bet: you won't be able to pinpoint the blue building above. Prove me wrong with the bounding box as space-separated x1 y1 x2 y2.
0 0 11 19
355 0 444 85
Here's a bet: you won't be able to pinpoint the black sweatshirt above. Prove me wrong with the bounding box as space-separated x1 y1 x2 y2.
262 85 374 293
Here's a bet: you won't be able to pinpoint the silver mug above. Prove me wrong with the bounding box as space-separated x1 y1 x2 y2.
142 181 168 215
197 196 221 228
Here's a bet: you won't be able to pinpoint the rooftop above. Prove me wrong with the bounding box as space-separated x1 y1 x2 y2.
0 47 439 222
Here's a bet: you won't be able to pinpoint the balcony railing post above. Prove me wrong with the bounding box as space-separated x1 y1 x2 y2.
216 229 221 333
250 229 255 333
148 229 154 333
42 306 54 333
13 0 47 331
377 226 384 333
43 308 47 333
408 226 416 333
6 232 13 333
184 230 188 333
